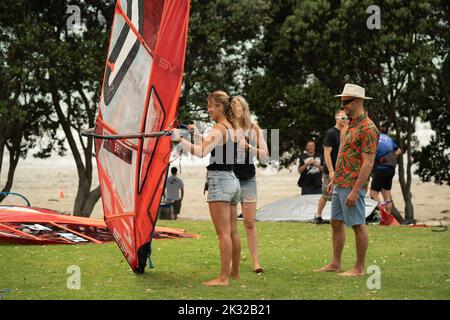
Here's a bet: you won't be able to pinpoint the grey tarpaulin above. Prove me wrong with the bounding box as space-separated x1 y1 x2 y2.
255 194 378 222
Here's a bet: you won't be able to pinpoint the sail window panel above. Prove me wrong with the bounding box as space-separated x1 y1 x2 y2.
101 10 153 138
98 139 136 214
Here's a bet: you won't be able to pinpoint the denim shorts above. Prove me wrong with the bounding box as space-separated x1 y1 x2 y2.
331 187 366 227
206 170 241 205
239 176 257 203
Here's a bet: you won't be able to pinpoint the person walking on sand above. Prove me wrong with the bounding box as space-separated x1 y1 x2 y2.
315 83 379 277
314 110 348 224
165 167 184 219
173 90 241 286
231 96 269 274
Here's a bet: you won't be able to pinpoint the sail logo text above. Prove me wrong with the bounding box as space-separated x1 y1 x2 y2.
156 56 180 74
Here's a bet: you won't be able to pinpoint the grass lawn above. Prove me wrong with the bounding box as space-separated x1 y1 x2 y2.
0 220 449 300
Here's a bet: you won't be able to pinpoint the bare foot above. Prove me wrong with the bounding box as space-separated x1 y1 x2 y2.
229 272 240 280
314 264 341 273
338 268 365 277
202 278 229 286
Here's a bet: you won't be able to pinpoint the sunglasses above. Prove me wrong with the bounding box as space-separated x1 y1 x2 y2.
336 116 349 121
340 98 357 106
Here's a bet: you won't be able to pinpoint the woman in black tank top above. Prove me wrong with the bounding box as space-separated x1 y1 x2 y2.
173 91 241 286
231 96 269 274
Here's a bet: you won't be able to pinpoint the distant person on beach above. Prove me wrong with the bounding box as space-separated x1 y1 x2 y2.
314 110 348 224
297 141 324 195
173 90 241 286
165 167 184 219
370 133 404 223
316 83 379 277
231 96 269 274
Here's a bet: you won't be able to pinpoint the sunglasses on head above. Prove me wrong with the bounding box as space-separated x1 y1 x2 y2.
340 98 357 106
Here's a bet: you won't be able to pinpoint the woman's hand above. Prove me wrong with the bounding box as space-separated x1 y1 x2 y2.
187 124 203 142
187 124 198 133
172 128 182 141
238 136 249 149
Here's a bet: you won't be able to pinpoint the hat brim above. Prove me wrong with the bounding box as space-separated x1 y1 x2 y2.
334 94 372 100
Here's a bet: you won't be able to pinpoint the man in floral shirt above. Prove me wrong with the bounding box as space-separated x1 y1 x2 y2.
315 84 379 277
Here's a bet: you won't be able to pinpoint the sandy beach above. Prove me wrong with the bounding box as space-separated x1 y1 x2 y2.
2 155 449 226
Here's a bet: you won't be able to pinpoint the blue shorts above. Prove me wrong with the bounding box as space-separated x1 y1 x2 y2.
331 187 366 227
206 170 241 205
239 176 257 203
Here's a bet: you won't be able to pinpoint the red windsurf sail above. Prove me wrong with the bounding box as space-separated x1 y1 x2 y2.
0 206 200 245
94 0 190 273
0 206 114 244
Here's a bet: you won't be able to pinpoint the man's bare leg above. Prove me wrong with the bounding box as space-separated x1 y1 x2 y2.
369 189 380 203
316 196 327 218
315 219 345 272
381 189 393 214
339 224 368 276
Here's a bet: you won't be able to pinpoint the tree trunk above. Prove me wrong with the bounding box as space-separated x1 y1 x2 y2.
50 88 99 217
404 114 415 223
0 143 4 180
81 186 102 217
397 151 414 222
392 106 414 222
394 85 415 224
0 129 8 177
391 204 405 224
0 140 21 202
73 177 102 217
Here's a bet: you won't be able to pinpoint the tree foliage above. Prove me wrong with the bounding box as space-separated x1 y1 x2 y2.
0 0 114 214
179 0 271 122
0 1 64 199
1 0 448 220
244 0 449 220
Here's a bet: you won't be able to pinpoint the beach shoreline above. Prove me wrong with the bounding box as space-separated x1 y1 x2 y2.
2 156 449 226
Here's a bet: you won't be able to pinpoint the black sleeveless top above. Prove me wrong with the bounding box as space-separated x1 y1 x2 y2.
206 123 236 171
233 124 256 180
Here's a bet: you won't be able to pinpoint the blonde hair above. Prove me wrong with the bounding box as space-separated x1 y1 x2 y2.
231 95 252 131
207 90 235 127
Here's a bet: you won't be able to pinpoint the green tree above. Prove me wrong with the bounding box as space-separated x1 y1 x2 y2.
245 0 447 222
179 0 271 122
32 0 114 216
0 1 63 201
413 0 450 186
0 0 114 215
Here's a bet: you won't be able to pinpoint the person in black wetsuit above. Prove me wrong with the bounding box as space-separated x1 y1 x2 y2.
173 90 241 286
231 96 269 274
